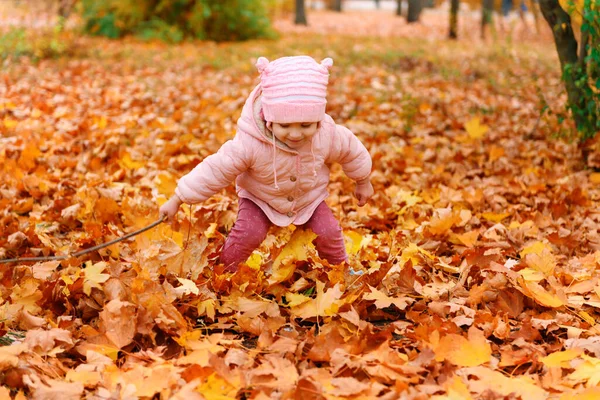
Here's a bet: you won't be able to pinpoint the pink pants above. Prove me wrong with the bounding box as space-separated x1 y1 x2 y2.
220 198 348 269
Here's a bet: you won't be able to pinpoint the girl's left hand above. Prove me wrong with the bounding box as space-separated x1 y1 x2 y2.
355 180 374 206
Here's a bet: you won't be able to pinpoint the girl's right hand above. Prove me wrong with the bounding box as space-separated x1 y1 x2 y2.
159 195 183 222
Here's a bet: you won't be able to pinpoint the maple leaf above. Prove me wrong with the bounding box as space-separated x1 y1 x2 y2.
10 278 43 314
83 261 110 296
269 229 317 284
432 327 491 367
540 348 583 368
401 242 435 267
290 281 344 319
560 387 600 400
236 297 280 318
431 376 473 400
23 374 84 400
363 286 413 310
464 117 489 140
344 230 370 255
0 343 27 370
567 355 600 387
519 280 565 308
99 300 137 349
459 367 547 400
24 328 73 355
174 277 200 297
196 373 238 399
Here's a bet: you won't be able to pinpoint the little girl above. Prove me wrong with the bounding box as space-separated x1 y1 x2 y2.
159 56 373 271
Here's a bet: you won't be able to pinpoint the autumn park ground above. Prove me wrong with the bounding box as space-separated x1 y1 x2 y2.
3 7 600 400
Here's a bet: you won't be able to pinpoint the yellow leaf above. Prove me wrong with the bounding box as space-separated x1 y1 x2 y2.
174 329 203 348
83 261 110 296
192 301 215 323
579 310 596 326
520 280 564 308
540 348 583 368
31 109 42 118
525 250 556 276
174 278 199 296
76 343 119 361
567 355 600 386
452 231 479 247
93 115 107 129
401 242 435 266
246 252 262 270
196 373 237 400
431 375 473 400
363 286 413 310
433 327 491 367
590 173 600 184
18 142 41 170
236 297 279 318
65 370 102 386
290 281 343 319
520 241 552 258
464 117 489 140
270 229 316 284
285 292 312 307
205 223 218 239
154 172 177 196
0 343 27 370
518 267 545 282
488 145 505 162
560 387 600 400
480 212 510 223
119 152 144 170
3 117 18 129
10 278 43 314
397 189 423 214
429 208 461 235
344 230 369 255
462 366 547 400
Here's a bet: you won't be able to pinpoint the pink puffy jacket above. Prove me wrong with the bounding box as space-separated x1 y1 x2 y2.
175 85 372 226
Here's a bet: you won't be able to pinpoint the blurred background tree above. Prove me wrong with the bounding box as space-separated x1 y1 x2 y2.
80 0 277 42
539 0 599 144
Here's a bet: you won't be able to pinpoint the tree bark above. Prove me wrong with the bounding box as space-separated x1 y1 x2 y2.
407 0 422 23
396 0 402 16
332 0 343 11
481 0 494 39
538 0 586 129
449 0 459 39
295 0 308 25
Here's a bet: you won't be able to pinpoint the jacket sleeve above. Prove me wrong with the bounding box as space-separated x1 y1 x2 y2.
175 134 253 204
327 124 372 182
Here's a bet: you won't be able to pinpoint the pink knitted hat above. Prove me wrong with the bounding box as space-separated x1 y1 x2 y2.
256 56 333 124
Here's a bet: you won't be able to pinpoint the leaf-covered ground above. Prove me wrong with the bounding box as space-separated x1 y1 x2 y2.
2 12 600 400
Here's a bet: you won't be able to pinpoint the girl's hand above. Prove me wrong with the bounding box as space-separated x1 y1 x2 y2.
355 179 374 206
159 195 183 222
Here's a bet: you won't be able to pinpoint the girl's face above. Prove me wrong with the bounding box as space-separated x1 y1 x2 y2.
269 122 319 149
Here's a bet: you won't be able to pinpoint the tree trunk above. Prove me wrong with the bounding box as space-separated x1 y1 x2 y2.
407 0 422 23
295 0 308 25
481 0 494 39
396 0 402 16
449 0 459 39
375 0 381 9
332 0 342 11
538 0 586 129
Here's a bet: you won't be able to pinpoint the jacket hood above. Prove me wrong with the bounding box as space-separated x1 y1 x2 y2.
239 84 325 154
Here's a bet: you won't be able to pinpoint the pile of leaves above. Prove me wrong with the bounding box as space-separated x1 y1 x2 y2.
1 27 600 399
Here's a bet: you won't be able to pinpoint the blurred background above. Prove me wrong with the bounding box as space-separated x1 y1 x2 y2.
0 0 553 49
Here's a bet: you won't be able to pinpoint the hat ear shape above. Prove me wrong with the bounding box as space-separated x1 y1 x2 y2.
256 57 270 74
320 57 333 69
